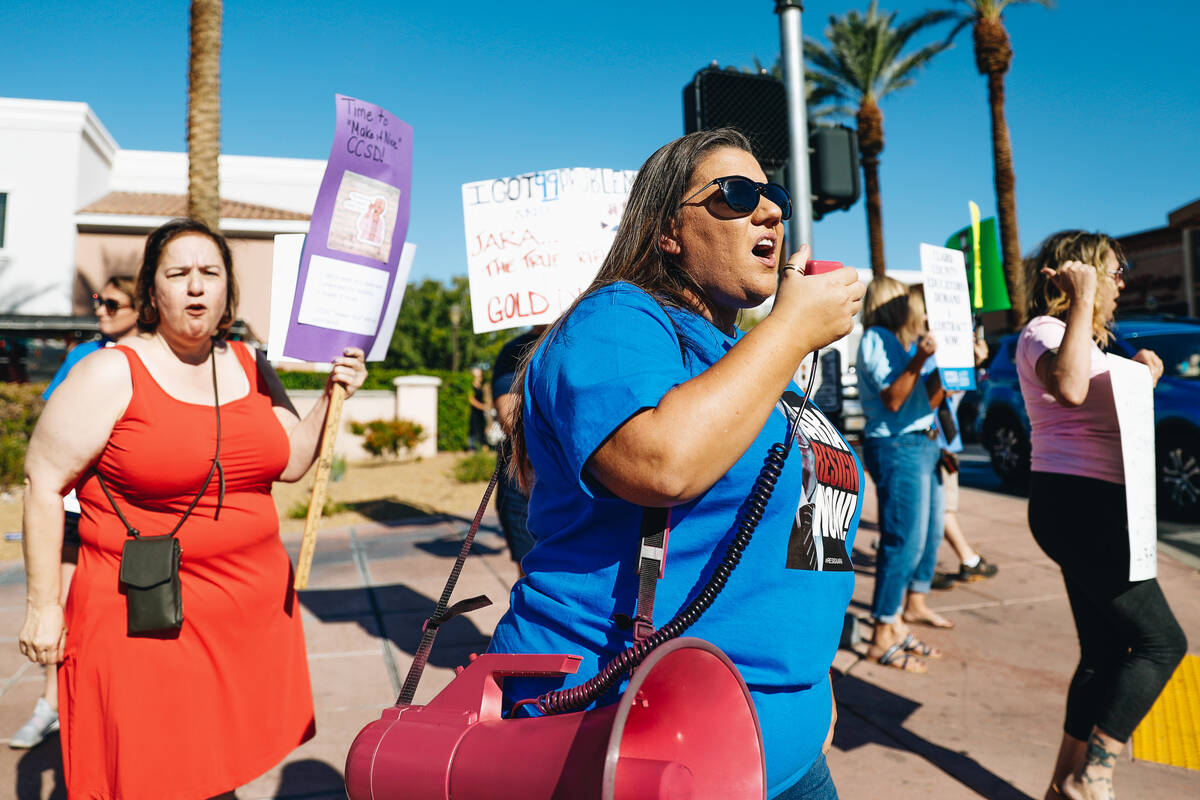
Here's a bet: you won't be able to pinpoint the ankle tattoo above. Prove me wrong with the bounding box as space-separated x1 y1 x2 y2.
1084 733 1118 771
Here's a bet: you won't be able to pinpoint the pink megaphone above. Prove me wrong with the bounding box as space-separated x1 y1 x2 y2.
345 637 765 800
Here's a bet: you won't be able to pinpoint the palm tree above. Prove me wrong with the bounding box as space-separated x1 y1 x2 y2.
948 0 1052 322
187 0 222 230
806 1 955 277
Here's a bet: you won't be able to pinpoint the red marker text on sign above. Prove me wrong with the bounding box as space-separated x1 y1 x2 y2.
471 229 539 257
487 291 549 324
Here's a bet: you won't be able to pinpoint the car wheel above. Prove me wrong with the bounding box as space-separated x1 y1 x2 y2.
1158 428 1200 522
983 412 1030 488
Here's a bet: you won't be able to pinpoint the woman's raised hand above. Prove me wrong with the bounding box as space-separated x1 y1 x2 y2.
775 247 865 352
1042 260 1097 304
329 348 368 397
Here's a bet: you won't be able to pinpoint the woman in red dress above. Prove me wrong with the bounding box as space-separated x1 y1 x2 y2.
19 218 367 799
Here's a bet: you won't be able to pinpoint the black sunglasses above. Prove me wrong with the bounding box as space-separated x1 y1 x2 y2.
91 294 131 315
679 175 792 221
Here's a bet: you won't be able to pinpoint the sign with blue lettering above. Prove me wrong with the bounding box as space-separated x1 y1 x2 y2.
919 243 977 392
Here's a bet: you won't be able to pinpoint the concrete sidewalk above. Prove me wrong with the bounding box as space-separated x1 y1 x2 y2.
0 466 1197 799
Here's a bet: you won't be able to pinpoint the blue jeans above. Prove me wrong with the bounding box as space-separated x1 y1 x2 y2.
862 432 945 622
772 754 838 800
495 473 535 563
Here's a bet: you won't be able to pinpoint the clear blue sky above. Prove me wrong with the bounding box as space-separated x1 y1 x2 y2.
6 1 1199 281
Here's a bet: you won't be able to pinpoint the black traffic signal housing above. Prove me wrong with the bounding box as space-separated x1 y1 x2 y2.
682 67 861 218
808 124 860 220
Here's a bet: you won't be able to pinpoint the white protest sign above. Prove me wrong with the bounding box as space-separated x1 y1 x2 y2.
919 243 976 390
462 167 636 334
1108 354 1157 581
269 233 415 362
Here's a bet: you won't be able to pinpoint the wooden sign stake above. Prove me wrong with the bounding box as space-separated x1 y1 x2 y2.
294 382 347 590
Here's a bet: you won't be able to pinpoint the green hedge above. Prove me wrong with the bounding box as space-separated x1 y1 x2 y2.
277 369 473 452
1 383 47 488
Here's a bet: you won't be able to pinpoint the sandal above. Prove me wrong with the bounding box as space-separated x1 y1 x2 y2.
875 642 927 673
901 633 942 659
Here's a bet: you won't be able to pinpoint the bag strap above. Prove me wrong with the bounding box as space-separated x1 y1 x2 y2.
631 507 669 644
397 465 501 705
94 342 224 540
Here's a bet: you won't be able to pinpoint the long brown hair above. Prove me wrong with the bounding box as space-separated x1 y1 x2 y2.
1025 230 1126 347
507 128 755 491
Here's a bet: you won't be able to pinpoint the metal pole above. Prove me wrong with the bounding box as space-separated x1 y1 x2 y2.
1182 227 1196 318
776 0 813 251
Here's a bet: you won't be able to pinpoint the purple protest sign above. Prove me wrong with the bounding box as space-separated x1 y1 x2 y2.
283 94 413 361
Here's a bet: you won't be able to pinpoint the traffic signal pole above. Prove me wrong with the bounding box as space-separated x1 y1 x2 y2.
775 1 813 252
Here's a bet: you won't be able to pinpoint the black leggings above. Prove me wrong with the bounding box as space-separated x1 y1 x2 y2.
1029 472 1187 742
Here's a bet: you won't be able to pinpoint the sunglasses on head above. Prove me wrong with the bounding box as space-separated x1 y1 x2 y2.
91 294 131 315
679 175 792 221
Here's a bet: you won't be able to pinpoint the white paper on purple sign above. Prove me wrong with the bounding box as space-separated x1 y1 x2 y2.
297 255 389 336
1108 353 1157 581
269 234 415 362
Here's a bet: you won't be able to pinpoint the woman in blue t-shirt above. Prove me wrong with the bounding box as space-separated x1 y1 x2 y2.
855 277 948 673
488 128 866 799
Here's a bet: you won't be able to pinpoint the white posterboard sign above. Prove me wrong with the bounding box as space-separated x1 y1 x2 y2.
1108 354 1157 581
919 243 977 391
268 233 415 362
462 167 636 334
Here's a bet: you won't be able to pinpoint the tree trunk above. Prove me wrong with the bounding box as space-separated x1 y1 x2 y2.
857 101 886 278
975 18 1024 327
987 68 1024 326
188 0 222 231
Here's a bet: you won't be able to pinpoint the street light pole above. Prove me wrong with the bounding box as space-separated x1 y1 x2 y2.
775 0 813 252
448 303 462 372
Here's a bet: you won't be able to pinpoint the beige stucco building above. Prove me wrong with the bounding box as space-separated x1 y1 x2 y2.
0 97 324 344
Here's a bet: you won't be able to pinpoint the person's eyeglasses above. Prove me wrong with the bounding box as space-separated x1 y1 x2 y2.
91 294 131 315
679 175 792 221
1107 264 1128 280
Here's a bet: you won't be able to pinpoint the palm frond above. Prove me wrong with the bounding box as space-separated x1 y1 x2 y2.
806 0 955 105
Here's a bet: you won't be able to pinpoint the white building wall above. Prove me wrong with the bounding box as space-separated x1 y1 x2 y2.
0 97 324 317
0 98 116 314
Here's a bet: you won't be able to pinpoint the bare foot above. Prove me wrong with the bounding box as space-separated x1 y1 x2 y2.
902 610 955 629
1060 773 1114 800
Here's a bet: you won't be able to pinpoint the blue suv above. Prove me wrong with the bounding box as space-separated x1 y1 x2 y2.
976 316 1200 521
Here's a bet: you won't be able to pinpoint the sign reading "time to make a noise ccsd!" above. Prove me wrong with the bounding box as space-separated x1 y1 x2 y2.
461 167 635 334
280 95 414 362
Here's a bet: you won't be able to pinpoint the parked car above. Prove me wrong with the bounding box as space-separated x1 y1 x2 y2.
976 316 1200 521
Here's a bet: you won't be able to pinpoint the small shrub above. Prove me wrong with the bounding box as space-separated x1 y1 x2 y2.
287 499 348 519
329 454 347 483
278 369 473 452
453 451 497 484
349 418 425 458
0 383 47 488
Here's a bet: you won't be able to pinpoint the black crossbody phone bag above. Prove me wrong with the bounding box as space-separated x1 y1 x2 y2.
94 346 224 637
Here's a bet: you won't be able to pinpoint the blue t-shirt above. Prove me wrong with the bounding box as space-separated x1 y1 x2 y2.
41 338 106 400
856 326 936 439
488 283 863 795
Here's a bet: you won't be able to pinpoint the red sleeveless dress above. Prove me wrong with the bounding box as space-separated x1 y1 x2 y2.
61 343 315 799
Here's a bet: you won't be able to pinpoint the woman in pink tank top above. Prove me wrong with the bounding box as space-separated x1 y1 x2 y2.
1016 230 1185 800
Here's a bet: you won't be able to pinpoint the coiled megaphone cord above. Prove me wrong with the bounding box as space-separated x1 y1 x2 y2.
522 351 820 716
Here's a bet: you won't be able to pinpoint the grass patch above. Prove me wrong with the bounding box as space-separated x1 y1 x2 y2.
452 451 497 483
287 499 349 519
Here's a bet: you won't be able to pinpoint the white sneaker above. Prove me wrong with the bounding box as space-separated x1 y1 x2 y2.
9 697 59 749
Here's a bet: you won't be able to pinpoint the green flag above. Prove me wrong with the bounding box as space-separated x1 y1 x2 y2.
945 216 1011 313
